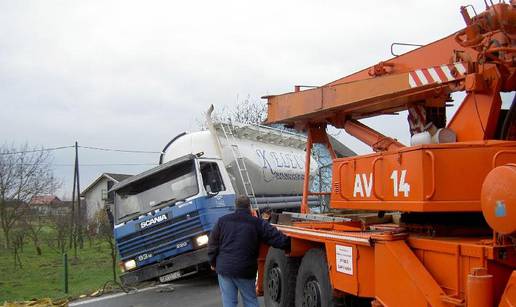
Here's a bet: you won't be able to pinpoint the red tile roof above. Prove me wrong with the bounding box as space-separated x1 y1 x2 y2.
30 195 62 205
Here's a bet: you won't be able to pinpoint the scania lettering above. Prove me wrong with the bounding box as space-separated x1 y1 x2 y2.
139 214 168 229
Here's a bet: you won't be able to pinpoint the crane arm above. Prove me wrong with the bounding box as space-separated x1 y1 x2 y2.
265 2 515 139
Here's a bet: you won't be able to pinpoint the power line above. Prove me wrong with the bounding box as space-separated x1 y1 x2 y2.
0 144 162 155
57 163 158 167
11 163 158 167
0 145 75 155
78 145 161 154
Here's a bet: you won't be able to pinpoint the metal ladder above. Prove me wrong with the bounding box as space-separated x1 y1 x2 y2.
219 123 258 210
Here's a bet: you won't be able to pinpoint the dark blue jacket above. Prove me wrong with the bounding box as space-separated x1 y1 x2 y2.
208 209 290 279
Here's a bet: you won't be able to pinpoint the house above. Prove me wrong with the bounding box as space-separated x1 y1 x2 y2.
29 195 73 216
81 173 132 221
30 195 61 205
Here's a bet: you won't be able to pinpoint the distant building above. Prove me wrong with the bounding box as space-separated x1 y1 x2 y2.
29 195 72 216
81 173 132 221
30 195 62 205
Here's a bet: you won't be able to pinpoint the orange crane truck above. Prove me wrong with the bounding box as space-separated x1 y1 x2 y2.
256 2 516 306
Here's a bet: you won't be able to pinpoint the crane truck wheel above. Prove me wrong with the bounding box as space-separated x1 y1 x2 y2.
264 247 300 307
294 248 335 307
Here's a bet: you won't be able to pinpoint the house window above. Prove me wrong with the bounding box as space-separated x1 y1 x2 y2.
106 180 115 203
101 189 108 201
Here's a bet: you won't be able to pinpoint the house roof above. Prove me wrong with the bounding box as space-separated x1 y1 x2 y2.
81 173 133 196
104 173 132 182
30 195 61 205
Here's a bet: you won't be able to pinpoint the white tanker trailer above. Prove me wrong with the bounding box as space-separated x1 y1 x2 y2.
159 105 319 209
112 105 321 285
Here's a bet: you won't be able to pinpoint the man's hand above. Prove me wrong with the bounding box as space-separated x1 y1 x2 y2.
210 265 216 271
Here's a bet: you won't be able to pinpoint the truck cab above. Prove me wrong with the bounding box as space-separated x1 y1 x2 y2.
112 153 235 285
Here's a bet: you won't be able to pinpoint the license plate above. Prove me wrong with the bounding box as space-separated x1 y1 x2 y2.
159 271 181 283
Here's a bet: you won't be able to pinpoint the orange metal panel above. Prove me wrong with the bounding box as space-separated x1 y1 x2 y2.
291 221 363 231
499 271 516 307
327 34 477 86
331 141 516 212
408 237 487 299
289 237 323 257
256 243 269 296
374 240 447 307
447 65 503 141
343 120 404 152
266 71 458 125
324 243 375 298
276 224 373 247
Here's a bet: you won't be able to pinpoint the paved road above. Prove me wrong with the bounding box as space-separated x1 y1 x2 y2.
70 273 265 307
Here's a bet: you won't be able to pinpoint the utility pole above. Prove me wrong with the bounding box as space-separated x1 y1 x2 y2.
69 150 76 251
69 141 83 257
75 141 83 249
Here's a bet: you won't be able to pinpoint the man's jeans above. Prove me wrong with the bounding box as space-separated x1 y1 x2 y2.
217 274 259 307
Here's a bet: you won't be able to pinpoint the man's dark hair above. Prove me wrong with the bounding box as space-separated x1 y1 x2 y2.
235 196 251 210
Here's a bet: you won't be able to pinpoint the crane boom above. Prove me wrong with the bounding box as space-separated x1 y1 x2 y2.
265 34 473 126
265 2 515 144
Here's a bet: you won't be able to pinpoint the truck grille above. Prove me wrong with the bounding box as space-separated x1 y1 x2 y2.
117 211 203 259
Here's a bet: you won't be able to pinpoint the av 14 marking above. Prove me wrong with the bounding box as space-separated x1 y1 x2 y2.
390 170 410 197
352 170 411 198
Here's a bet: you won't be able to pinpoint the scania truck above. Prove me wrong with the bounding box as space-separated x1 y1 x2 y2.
111 106 321 285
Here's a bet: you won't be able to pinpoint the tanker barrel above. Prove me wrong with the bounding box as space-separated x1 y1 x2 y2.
254 200 320 210
253 195 319 204
253 195 320 210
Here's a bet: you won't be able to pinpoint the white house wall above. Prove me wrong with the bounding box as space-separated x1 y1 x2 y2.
83 177 109 222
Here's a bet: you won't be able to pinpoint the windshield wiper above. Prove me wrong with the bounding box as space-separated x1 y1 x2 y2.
152 197 177 207
118 211 141 221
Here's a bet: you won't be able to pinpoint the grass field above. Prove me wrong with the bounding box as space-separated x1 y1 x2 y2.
0 241 117 303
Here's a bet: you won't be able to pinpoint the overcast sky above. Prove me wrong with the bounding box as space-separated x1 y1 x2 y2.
0 0 512 198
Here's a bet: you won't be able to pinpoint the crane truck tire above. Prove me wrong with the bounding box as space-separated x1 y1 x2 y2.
294 248 337 307
294 248 371 307
264 247 300 307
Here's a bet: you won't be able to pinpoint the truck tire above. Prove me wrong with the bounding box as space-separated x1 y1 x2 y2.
295 248 335 307
264 247 299 307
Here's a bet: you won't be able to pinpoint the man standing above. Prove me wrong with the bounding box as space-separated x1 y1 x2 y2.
208 196 290 307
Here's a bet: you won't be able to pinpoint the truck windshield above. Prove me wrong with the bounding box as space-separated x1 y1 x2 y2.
114 160 198 223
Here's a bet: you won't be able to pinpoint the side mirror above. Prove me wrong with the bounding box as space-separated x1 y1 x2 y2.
205 185 219 198
207 191 219 198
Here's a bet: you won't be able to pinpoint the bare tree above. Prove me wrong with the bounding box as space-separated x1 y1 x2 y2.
228 95 267 125
21 210 46 255
96 209 118 282
0 144 60 248
47 212 70 254
198 96 268 129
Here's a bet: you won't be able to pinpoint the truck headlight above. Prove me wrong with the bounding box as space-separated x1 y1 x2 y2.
124 259 137 271
195 234 209 246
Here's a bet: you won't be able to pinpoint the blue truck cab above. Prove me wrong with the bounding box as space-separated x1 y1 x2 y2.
112 153 235 285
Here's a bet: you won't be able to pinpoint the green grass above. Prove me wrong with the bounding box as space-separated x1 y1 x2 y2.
0 241 117 303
